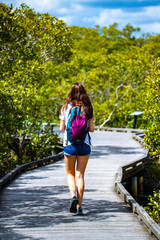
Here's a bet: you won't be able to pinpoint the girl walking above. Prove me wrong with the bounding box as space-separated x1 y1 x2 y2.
59 82 94 215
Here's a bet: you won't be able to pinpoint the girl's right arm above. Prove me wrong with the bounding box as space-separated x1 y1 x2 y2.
89 118 94 132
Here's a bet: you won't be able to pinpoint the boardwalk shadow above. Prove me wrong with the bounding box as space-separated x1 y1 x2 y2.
0 185 131 240
84 198 130 219
0 192 131 240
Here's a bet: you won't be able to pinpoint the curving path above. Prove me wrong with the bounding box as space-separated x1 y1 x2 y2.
0 131 157 240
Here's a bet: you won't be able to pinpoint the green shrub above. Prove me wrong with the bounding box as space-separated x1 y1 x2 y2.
144 189 160 226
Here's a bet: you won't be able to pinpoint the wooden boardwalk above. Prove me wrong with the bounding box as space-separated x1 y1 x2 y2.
0 131 157 240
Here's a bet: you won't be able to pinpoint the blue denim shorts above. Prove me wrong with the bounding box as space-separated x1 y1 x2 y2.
63 142 91 156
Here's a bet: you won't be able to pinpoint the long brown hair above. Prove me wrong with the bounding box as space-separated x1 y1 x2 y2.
61 82 93 119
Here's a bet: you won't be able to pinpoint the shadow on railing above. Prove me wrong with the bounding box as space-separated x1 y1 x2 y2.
115 131 160 240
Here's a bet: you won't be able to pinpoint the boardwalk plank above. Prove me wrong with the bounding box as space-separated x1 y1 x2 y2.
0 131 157 240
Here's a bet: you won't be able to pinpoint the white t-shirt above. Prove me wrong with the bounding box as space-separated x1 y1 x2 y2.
59 104 90 147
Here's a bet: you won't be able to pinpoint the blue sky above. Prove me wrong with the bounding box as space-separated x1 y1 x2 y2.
2 0 160 36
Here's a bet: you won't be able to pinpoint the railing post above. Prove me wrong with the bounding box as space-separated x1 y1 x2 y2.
138 176 143 195
131 176 137 200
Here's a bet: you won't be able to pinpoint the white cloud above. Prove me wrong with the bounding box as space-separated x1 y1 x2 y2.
84 9 125 26
16 0 59 11
84 5 160 34
60 16 73 25
73 3 84 12
58 4 84 14
74 0 96 2
58 8 70 14
145 6 160 19
58 4 85 25
140 22 160 34
6 0 160 35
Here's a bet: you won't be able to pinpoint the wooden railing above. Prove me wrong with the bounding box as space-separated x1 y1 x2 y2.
0 151 63 190
116 149 149 182
115 132 160 240
94 126 144 133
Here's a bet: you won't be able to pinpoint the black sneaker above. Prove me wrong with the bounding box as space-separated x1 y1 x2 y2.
70 196 78 213
76 207 83 215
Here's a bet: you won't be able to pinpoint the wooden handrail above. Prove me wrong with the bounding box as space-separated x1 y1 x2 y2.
94 126 144 133
0 151 63 190
115 132 160 240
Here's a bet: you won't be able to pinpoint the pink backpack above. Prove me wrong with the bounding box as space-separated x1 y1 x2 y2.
66 103 88 144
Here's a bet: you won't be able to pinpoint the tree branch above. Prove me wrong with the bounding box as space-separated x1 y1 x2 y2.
100 84 131 128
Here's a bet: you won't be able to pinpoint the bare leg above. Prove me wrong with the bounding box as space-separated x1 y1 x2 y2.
64 155 77 197
76 155 89 207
